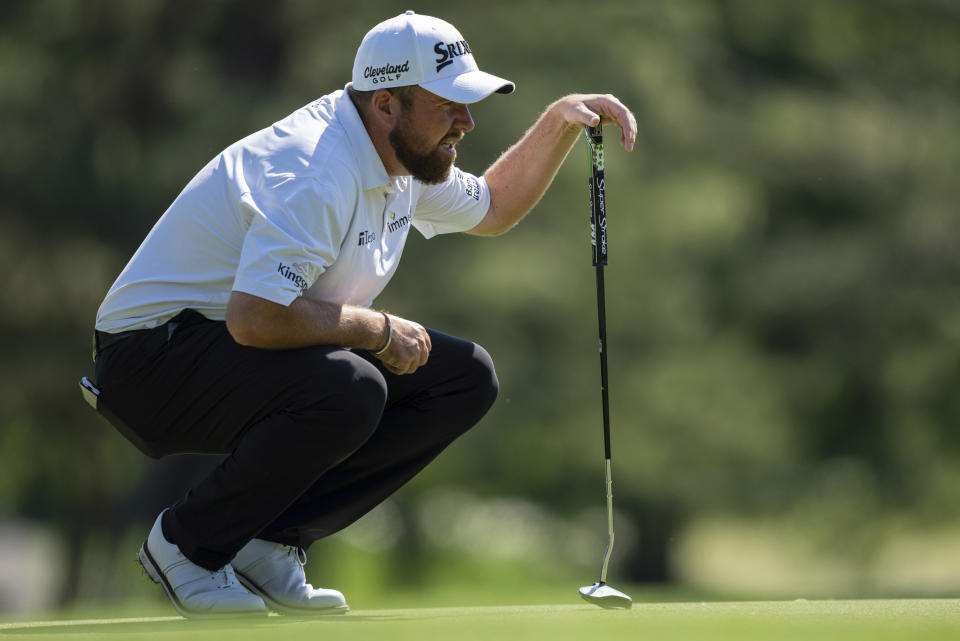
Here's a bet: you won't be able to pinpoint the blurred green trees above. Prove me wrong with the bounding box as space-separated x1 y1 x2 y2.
1 0 958 606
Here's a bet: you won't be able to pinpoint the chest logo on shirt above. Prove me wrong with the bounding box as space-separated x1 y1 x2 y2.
386 210 410 234
358 230 377 247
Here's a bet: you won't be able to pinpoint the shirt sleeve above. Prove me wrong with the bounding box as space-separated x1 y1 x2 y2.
232 177 351 306
411 167 491 239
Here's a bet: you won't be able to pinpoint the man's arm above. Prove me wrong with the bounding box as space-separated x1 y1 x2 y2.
469 94 637 236
226 291 431 375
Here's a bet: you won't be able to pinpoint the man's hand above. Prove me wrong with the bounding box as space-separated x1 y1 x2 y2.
553 93 637 152
472 92 637 236
375 314 432 375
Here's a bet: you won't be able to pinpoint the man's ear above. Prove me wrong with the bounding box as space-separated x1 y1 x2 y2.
370 89 402 128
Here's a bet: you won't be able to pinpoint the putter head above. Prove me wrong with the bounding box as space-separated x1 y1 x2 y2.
579 581 632 610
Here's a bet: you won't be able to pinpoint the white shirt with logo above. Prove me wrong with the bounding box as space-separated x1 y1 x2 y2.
96 88 490 332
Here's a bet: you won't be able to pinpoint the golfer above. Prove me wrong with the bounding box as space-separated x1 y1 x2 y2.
91 11 636 617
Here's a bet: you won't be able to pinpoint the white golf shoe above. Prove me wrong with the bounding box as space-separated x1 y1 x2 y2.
232 538 348 615
138 511 267 618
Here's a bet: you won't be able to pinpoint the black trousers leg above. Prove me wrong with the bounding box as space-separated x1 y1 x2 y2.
95 311 388 570
258 330 499 548
94 311 497 569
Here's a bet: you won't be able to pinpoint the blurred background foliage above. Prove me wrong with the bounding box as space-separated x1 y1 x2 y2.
1 0 959 614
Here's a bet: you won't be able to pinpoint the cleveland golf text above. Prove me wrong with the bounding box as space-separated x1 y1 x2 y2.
364 60 410 84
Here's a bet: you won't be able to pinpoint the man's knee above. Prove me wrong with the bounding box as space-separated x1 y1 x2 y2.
294 353 387 450
340 358 389 443
460 342 499 421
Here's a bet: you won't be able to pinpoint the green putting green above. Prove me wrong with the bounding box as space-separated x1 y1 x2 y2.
2 600 959 641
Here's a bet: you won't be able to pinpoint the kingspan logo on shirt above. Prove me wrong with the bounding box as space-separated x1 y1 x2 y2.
277 261 314 295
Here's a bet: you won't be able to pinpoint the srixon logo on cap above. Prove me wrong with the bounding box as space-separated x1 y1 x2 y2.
434 40 472 72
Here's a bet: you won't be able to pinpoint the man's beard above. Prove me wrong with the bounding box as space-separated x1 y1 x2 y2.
388 115 456 185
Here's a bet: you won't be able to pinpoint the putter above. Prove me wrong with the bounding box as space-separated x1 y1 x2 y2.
578 124 632 610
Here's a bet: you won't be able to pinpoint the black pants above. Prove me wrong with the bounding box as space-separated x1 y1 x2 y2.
94 309 498 571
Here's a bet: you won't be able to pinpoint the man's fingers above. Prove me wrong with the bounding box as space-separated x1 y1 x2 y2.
375 316 432 375
575 103 601 127
606 104 637 151
592 95 637 152
382 346 427 375
411 324 431 367
618 116 637 151
384 362 405 375
562 94 638 151
617 107 638 152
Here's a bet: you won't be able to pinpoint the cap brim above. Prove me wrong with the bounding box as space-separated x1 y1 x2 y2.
419 70 515 104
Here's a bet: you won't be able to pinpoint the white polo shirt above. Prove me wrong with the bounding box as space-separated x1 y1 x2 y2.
96 88 490 332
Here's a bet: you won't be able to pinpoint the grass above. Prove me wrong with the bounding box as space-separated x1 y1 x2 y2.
2 599 958 640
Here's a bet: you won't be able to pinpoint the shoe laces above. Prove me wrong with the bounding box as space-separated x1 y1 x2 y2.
212 564 238 590
287 545 307 568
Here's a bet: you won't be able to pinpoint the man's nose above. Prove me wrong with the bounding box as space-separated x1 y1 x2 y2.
453 103 475 132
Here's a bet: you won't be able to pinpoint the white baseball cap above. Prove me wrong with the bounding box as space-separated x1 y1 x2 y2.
352 10 515 104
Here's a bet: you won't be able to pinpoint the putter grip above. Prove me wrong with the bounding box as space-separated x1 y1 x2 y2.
586 125 607 266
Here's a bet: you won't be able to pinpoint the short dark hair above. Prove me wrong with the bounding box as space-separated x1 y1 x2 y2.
347 84 415 109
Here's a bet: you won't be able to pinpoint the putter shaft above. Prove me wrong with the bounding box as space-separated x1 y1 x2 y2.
596 262 615 585
600 458 615 584
583 125 628 606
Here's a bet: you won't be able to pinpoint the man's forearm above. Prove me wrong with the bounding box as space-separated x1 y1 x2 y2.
473 101 581 236
226 291 387 351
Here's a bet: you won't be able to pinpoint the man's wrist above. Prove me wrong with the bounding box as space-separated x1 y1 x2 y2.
373 312 392 355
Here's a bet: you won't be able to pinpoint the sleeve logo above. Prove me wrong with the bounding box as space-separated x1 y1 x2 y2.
277 261 316 295
456 172 482 201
